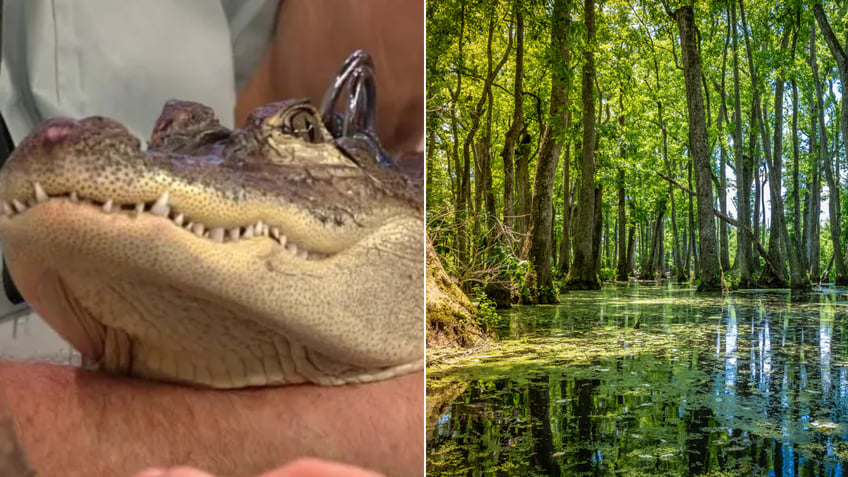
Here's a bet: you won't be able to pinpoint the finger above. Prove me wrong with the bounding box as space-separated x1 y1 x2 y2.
132 466 216 477
259 458 386 477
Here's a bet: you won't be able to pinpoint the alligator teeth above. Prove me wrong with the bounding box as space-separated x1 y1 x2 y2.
191 223 205 237
209 227 225 243
2 187 324 257
150 191 170 217
33 183 48 203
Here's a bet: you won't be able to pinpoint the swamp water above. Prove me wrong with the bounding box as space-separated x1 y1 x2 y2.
427 284 848 476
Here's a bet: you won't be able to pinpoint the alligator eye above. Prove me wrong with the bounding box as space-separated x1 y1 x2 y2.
281 107 324 144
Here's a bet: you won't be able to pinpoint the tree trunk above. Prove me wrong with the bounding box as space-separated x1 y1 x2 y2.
687 159 696 276
616 168 628 281
658 99 684 281
521 0 570 304
592 186 604 279
807 40 822 278
753 153 761 249
566 0 600 290
739 0 788 287
641 199 667 280
449 5 466 269
811 17 848 284
558 143 572 275
814 2 848 190
501 0 524 231
772 23 811 290
791 76 807 272
484 89 498 239
463 10 513 263
472 140 483 239
515 130 532 234
674 5 721 290
717 28 731 271
765 23 807 289
730 1 754 287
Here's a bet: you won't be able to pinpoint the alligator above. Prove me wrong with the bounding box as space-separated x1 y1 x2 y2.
0 52 424 388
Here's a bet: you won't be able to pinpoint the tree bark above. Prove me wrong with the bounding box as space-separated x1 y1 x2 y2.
521 0 570 304
673 5 722 291
566 0 600 290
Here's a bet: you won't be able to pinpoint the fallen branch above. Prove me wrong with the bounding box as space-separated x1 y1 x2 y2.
657 171 774 270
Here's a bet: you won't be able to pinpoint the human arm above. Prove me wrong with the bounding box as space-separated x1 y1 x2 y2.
0 361 423 477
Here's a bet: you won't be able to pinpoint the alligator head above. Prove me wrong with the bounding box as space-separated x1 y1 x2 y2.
0 90 423 388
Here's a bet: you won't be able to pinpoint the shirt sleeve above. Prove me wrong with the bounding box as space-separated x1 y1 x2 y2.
0 0 240 145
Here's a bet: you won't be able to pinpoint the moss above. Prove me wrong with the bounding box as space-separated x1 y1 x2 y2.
426 237 495 348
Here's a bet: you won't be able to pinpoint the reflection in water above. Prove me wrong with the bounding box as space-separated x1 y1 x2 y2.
427 285 848 476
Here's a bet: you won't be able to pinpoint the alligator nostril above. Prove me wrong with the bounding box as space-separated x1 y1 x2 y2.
41 122 77 144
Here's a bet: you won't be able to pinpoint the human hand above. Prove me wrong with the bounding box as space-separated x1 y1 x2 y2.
0 363 423 477
133 458 385 477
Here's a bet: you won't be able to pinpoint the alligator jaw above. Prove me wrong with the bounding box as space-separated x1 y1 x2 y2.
0 196 424 387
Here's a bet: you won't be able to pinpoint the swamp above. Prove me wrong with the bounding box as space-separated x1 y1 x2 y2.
428 284 848 476
426 0 848 474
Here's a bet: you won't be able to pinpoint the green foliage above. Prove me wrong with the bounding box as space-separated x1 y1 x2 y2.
472 285 502 328
428 0 848 294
